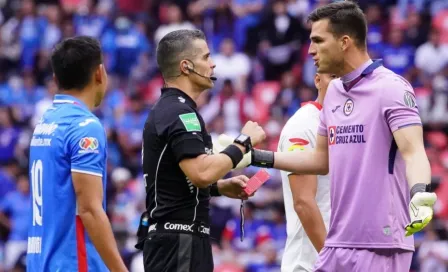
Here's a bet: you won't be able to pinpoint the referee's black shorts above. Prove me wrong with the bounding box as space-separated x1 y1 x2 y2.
142 223 213 272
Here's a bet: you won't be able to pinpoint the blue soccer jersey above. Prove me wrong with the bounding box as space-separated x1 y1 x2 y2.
27 94 108 272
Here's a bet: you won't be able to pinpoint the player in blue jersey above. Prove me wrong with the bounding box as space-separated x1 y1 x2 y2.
27 36 128 272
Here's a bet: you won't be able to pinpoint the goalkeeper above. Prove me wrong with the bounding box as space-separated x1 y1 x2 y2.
219 2 437 271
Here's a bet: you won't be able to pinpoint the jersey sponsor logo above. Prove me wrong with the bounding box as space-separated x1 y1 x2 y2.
30 137 52 147
79 118 97 127
78 137 99 153
328 125 366 145
343 99 354 116
178 96 186 103
179 113 201 132
404 91 417 108
164 222 194 232
287 138 309 151
199 225 210 235
33 122 58 136
162 222 210 235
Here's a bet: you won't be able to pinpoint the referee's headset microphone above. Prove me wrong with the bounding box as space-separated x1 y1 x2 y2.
184 63 217 81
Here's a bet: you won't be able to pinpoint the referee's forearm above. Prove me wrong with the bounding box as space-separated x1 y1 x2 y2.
195 154 235 187
79 209 128 272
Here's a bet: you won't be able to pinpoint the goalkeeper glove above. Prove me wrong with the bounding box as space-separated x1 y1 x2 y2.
405 190 437 236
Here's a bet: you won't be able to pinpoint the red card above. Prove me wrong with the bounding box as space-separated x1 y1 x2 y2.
243 169 271 195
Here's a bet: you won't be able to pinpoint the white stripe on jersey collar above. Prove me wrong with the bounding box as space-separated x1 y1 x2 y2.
53 99 77 104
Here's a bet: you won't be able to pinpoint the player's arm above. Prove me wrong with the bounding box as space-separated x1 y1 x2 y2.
279 134 327 252
393 125 430 189
270 135 329 175
279 130 327 252
290 174 326 252
68 118 127 272
73 173 127 272
383 79 437 236
248 106 329 174
216 114 329 174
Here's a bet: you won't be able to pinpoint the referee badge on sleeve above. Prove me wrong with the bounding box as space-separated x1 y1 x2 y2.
179 113 201 132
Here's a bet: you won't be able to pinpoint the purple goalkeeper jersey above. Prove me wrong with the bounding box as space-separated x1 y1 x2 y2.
317 59 421 251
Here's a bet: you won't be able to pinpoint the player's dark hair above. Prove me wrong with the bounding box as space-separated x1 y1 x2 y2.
156 29 206 79
308 1 367 49
51 36 103 91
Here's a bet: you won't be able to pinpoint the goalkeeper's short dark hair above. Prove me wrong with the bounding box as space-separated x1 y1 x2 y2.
308 1 367 49
51 36 103 91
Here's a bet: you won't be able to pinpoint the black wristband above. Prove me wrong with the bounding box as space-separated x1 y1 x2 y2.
410 183 431 198
251 149 274 168
210 183 221 197
220 144 244 168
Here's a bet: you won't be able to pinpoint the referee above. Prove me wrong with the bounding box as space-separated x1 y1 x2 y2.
137 29 266 272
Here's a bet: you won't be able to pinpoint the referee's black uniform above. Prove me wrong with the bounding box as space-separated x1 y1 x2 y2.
138 87 219 272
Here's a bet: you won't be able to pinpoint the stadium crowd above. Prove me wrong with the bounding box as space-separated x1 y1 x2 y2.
0 0 447 271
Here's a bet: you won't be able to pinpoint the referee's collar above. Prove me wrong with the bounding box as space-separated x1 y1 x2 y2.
161 88 197 108
53 94 89 110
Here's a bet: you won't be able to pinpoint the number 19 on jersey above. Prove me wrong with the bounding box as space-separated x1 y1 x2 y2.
28 159 43 254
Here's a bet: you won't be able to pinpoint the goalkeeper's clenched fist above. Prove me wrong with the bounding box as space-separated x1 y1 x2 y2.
405 190 437 236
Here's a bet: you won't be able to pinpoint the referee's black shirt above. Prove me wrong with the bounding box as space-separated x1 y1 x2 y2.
142 87 213 225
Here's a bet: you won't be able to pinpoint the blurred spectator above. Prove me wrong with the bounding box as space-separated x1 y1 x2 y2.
201 79 253 135
0 159 19 200
382 27 415 77
418 228 448 272
116 92 149 173
246 239 281 272
102 16 151 78
0 174 30 270
222 202 272 260
405 10 429 48
0 107 22 164
153 3 196 45
415 28 448 77
17 0 41 71
213 38 251 91
432 8 448 44
365 3 384 59
231 0 266 51
31 77 57 127
109 167 136 249
256 0 305 81
73 0 108 38
272 71 302 118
